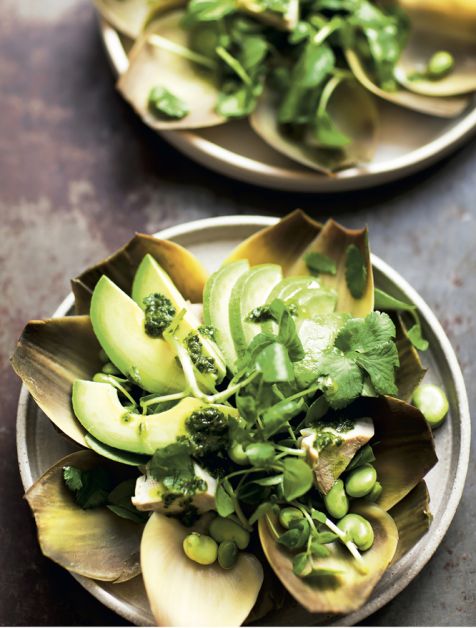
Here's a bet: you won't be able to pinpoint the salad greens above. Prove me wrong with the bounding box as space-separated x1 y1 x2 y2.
13 211 440 625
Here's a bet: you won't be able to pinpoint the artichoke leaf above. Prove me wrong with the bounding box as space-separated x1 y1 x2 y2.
394 313 426 401
389 480 432 564
72 232 208 314
345 49 469 118
224 209 322 271
117 10 225 131
289 219 374 317
11 316 102 447
93 0 186 40
395 0 476 94
250 81 378 174
346 396 437 511
141 512 264 626
258 503 398 614
25 450 143 582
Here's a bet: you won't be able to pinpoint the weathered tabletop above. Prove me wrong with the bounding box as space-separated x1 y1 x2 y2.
0 1 475 625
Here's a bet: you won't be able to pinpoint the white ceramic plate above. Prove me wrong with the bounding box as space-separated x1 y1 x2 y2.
100 20 476 193
16 216 470 625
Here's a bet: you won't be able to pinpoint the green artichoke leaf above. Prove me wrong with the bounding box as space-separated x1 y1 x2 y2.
11 316 102 447
224 209 322 271
72 232 208 314
389 480 432 564
394 313 427 401
258 502 398 614
25 450 143 582
289 218 374 317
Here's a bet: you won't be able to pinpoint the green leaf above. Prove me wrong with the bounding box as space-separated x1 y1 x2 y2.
262 397 305 439
249 501 274 525
239 35 268 70
374 288 416 312
335 311 396 354
185 0 236 23
318 349 363 409
345 243 368 299
277 519 310 549
255 341 294 383
347 444 376 471
313 531 338 544
107 479 148 524
282 458 313 501
216 83 261 118
312 110 351 149
245 442 276 467
407 323 429 352
148 86 189 120
269 299 305 361
292 552 312 576
355 342 399 395
63 466 112 510
309 539 331 558
216 482 235 517
303 251 337 276
293 42 335 89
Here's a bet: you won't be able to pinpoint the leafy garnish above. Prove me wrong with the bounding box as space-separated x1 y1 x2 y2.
107 479 148 524
147 442 206 496
373 288 428 351
304 251 337 276
63 466 112 510
282 458 313 501
345 244 368 299
148 86 189 120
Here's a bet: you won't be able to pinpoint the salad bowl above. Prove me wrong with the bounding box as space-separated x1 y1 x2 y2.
16 215 470 625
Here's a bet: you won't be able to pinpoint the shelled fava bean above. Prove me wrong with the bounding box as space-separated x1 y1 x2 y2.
183 517 249 569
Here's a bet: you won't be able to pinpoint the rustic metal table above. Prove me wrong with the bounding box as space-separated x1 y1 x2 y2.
0 1 475 625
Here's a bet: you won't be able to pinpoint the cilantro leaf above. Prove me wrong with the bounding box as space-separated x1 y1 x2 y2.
355 341 399 395
345 244 367 299
255 341 294 383
304 251 337 276
335 311 396 353
282 458 314 501
146 442 206 497
318 349 363 409
107 479 148 524
148 87 189 121
63 466 112 510
269 299 305 361
63 466 83 491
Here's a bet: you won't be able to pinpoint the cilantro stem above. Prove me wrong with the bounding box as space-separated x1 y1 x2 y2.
274 445 306 457
140 391 187 414
148 34 217 70
313 16 344 45
285 384 320 404
207 371 259 404
216 46 252 85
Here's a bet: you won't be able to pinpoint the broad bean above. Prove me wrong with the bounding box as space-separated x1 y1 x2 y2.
324 479 349 519
218 541 238 570
209 517 250 549
183 532 218 565
345 464 377 498
337 513 374 551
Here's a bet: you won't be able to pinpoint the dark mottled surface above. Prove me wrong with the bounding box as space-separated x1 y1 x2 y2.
0 0 475 625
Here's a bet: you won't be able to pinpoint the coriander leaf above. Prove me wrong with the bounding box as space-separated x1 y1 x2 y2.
304 251 337 276
374 288 416 312
293 42 335 89
245 442 276 467
269 299 305 361
255 341 294 383
355 341 399 395
248 501 274 525
345 243 367 299
148 87 189 121
63 466 112 510
107 479 148 524
335 311 396 354
216 482 235 517
312 111 351 149
318 349 363 409
407 322 429 351
146 442 206 497
282 458 313 501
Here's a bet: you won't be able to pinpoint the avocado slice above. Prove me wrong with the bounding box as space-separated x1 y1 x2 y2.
90 275 185 394
132 254 226 389
203 260 249 372
267 275 337 319
72 380 238 455
229 264 282 356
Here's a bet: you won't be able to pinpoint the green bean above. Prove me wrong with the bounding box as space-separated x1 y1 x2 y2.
337 514 374 551
324 479 349 519
228 442 249 465
279 507 304 530
365 481 382 502
209 517 250 549
183 532 218 565
412 384 449 429
345 464 377 498
217 541 238 570
101 361 121 375
427 51 454 79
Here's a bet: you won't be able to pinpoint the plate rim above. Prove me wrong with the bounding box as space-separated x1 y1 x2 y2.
16 215 471 626
99 19 476 193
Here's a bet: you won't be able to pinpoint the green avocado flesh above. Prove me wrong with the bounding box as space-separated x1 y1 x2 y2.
90 275 185 394
203 260 249 373
132 254 226 388
229 264 282 355
73 380 237 455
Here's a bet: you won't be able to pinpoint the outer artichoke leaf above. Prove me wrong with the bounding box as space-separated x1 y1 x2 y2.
347 396 437 511
389 480 432 564
117 10 225 131
345 49 469 118
289 219 374 317
394 313 426 401
258 503 398 614
25 450 143 583
224 210 322 272
250 85 378 174
141 512 264 626
72 232 208 314
93 0 184 39
11 316 101 447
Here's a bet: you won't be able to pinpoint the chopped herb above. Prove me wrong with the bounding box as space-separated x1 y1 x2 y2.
198 325 217 341
186 407 230 456
185 332 218 374
147 442 206 497
345 244 367 299
143 292 176 337
148 86 189 120
246 305 275 323
304 251 337 276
